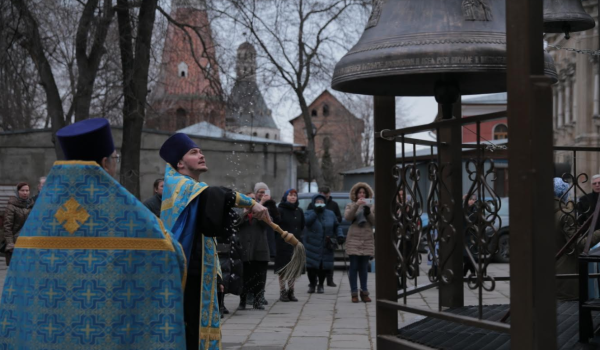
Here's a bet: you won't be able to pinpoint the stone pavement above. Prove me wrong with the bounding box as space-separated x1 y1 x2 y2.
0 254 510 350
220 262 511 350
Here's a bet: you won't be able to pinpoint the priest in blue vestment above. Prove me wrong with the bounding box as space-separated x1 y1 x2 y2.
0 118 188 349
159 133 269 350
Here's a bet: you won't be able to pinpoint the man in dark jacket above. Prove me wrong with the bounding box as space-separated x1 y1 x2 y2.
238 192 271 310
143 178 163 217
255 182 277 261
578 174 600 230
31 176 46 203
307 186 342 286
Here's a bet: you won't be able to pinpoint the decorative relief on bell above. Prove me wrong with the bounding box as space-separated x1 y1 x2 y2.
462 0 493 21
365 0 386 29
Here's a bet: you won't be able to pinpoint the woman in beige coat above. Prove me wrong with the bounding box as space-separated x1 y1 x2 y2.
344 182 375 303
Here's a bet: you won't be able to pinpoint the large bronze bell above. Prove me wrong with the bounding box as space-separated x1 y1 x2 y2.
332 0 557 99
543 0 595 39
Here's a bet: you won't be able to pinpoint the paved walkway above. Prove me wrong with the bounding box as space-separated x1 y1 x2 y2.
0 255 510 350
220 262 511 350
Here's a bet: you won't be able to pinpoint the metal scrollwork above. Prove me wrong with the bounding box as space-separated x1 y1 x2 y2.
391 163 424 290
463 158 500 293
557 172 591 255
425 162 456 285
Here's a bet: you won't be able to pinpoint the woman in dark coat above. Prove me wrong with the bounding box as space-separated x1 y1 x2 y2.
274 189 304 302
237 193 271 310
3 182 33 266
304 194 344 294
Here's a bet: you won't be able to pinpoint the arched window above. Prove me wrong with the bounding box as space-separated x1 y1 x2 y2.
311 109 317 117
323 136 331 149
274 134 278 140
493 124 508 140
178 62 188 78
266 133 270 139
176 108 187 130
253 132 257 136
323 104 330 117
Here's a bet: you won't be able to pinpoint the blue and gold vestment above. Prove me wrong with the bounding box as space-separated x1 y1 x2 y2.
0 161 187 349
161 164 254 350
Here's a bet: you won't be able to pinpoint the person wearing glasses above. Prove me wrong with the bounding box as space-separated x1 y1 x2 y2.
0 118 189 349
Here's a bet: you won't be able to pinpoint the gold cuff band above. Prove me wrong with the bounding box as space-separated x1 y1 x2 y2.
15 236 175 251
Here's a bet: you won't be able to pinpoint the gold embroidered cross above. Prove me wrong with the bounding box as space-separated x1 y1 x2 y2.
55 198 90 234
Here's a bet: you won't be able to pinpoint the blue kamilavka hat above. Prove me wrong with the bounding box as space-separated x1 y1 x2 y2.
56 118 115 164
159 133 200 169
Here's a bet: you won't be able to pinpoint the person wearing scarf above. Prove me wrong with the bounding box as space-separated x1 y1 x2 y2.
2 182 33 265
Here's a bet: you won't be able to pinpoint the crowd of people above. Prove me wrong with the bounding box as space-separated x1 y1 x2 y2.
4 118 600 350
162 182 377 315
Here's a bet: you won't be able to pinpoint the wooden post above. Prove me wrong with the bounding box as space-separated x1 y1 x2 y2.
506 0 557 348
374 96 398 349
438 100 464 308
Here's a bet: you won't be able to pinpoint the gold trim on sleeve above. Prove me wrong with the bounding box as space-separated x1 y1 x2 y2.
54 161 100 166
15 236 175 251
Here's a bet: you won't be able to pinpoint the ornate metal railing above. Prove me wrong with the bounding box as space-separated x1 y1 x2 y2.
375 108 600 349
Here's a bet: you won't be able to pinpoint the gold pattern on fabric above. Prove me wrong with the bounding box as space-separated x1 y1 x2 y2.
199 326 221 341
157 218 188 289
54 160 99 166
234 192 256 208
15 236 175 251
161 178 189 211
54 197 90 234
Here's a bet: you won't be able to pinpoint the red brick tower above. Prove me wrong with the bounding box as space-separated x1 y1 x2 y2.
147 0 225 132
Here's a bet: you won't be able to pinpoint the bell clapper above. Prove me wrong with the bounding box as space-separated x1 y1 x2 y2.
434 81 460 120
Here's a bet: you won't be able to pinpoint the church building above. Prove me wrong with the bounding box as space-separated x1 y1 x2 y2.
147 0 225 132
226 42 280 140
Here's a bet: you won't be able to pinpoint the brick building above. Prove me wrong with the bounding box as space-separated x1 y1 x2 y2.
147 0 225 132
290 90 364 189
461 93 508 143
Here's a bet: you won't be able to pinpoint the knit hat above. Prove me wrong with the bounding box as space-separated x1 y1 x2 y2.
254 182 269 193
281 188 298 203
553 177 569 202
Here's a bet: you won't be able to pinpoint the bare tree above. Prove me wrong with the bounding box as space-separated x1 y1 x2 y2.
342 95 415 168
4 0 116 156
116 0 159 197
0 3 45 131
208 0 369 186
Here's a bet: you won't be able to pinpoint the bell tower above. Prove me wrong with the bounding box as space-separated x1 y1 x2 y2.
147 0 225 132
236 42 257 82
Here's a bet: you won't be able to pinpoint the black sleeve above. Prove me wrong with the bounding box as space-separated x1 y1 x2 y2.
333 202 342 223
264 200 280 219
196 186 238 238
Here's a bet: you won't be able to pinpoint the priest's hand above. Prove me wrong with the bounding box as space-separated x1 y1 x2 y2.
252 202 269 221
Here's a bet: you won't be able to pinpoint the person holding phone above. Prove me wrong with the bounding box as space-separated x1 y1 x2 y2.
344 182 375 303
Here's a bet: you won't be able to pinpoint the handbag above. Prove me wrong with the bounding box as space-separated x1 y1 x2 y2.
325 236 337 251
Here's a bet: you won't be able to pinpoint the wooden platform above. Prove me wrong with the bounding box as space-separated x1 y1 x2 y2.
397 302 600 349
